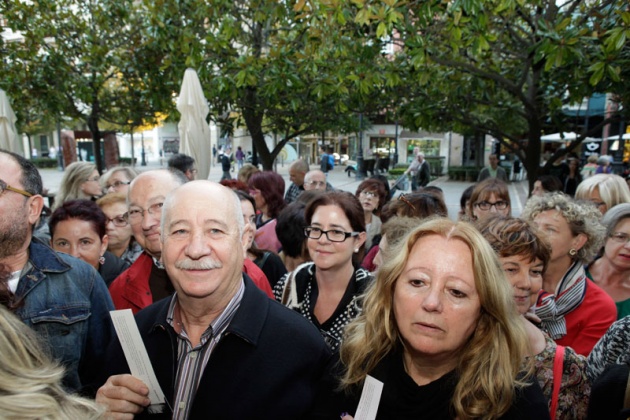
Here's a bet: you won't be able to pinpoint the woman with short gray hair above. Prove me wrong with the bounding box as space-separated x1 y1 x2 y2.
522 192 617 355
586 202 630 319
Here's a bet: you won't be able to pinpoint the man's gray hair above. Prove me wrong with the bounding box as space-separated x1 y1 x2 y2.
160 182 244 241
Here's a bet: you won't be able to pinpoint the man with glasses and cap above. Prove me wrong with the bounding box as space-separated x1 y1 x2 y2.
0 149 114 394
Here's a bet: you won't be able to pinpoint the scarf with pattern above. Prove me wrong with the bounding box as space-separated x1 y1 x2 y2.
536 261 587 340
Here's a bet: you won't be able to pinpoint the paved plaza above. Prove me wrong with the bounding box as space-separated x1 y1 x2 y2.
38 158 531 220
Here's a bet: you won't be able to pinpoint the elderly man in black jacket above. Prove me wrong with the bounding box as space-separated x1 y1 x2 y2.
96 181 332 419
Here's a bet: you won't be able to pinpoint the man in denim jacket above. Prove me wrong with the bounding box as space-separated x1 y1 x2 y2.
0 150 114 393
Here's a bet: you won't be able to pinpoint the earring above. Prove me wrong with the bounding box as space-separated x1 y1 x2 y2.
354 248 359 253
99 255 106 265
569 248 577 256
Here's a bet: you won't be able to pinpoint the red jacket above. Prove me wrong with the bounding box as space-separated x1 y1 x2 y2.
555 279 617 356
109 252 274 314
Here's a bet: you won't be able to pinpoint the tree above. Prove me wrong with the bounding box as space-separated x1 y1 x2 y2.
319 0 630 189
143 0 393 170
1 0 175 172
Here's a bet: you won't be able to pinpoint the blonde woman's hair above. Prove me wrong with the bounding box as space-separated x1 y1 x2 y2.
0 304 103 419
521 192 606 263
340 217 529 419
575 173 630 211
99 166 138 190
53 161 97 210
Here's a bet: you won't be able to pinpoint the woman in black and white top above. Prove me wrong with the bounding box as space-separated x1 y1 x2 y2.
273 191 371 351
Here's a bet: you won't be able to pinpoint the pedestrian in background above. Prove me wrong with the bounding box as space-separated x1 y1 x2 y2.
235 146 245 170
478 154 508 182
220 146 232 180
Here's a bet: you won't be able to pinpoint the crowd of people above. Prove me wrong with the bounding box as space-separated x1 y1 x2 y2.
2 146 630 419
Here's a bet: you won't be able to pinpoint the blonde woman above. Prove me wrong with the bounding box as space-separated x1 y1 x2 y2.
320 218 548 419
0 297 103 419
574 173 630 215
53 161 102 210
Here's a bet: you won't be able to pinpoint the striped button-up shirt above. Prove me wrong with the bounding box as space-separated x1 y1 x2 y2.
167 280 244 420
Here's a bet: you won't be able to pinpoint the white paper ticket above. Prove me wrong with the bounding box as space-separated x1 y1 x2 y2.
110 309 167 413
354 375 384 420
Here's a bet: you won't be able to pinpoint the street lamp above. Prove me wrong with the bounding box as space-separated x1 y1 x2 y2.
394 120 399 166
140 131 147 166
356 113 365 180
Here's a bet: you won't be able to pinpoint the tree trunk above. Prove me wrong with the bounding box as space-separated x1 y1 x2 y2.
88 112 104 174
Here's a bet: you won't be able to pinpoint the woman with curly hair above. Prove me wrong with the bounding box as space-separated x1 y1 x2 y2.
0 299 103 419
322 218 548 419
248 171 286 253
478 216 590 419
521 192 617 356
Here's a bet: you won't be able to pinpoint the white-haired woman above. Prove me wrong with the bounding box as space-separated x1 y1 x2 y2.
586 203 630 319
575 173 630 215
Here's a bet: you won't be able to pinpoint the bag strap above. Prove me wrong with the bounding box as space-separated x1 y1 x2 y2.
258 251 271 268
550 345 565 420
624 366 630 410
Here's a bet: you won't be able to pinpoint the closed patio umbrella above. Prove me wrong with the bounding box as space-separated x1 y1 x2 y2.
177 68 211 180
0 89 21 154
540 132 578 142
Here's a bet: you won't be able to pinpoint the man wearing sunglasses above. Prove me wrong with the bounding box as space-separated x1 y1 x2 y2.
0 149 114 394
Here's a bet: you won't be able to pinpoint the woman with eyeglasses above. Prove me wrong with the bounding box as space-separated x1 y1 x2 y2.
96 192 143 266
49 199 128 287
100 166 137 195
574 173 630 215
522 192 617 356
467 178 511 221
585 203 630 319
53 162 102 210
355 179 387 251
273 191 371 351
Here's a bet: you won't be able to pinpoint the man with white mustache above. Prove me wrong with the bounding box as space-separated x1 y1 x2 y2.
97 181 333 419
109 170 272 314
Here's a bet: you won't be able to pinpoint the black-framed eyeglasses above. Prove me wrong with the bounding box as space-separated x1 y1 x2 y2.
304 226 359 242
0 179 33 198
106 214 129 227
475 200 508 211
105 180 131 190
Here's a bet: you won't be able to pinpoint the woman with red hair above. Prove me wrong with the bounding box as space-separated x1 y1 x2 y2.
248 171 287 253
